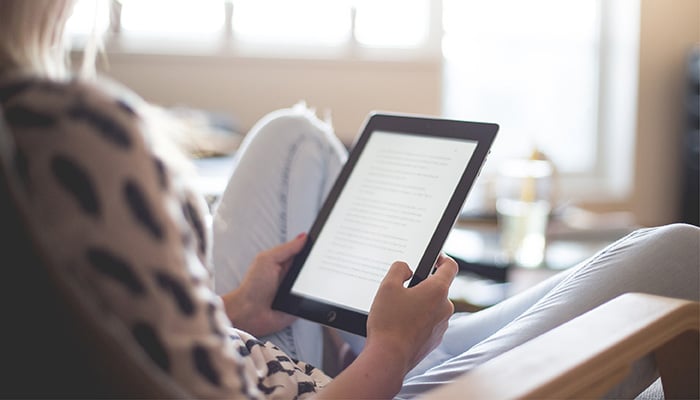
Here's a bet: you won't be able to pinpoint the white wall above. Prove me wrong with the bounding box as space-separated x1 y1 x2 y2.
632 0 699 226
100 54 441 144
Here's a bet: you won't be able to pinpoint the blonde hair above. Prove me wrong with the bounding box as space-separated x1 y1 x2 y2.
0 0 101 79
0 0 195 175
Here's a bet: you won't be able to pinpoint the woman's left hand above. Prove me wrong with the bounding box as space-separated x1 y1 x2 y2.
222 233 306 336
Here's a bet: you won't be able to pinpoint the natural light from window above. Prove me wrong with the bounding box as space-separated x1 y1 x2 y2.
64 0 638 202
66 0 432 49
354 0 429 48
442 0 601 175
65 0 109 36
120 0 224 35
232 0 350 46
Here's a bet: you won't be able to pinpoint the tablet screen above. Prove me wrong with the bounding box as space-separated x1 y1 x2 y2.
290 130 478 313
273 113 497 336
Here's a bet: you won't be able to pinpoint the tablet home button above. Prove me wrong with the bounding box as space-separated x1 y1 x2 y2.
327 311 337 322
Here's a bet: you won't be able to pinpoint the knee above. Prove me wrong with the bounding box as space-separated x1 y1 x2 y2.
633 223 700 271
652 223 700 248
655 223 700 299
249 103 337 151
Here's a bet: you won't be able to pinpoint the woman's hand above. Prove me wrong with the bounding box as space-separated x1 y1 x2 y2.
318 255 458 399
366 254 458 375
221 233 306 337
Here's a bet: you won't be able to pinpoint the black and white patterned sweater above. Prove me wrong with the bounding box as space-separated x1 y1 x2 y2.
0 74 331 399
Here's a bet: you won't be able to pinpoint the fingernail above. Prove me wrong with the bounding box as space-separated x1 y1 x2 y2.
296 232 306 239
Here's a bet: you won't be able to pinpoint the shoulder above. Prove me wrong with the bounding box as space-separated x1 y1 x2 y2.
0 75 144 151
0 73 143 112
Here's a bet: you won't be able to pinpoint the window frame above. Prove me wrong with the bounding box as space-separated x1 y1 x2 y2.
72 0 443 62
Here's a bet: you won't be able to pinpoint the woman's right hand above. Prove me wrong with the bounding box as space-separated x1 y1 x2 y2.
366 254 458 375
317 255 458 399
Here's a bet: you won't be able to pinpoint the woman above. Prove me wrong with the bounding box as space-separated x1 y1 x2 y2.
1 1 697 398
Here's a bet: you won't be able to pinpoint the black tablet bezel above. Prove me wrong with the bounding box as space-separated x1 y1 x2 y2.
272 112 498 336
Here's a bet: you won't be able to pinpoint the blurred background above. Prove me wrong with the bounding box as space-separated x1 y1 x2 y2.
67 0 699 229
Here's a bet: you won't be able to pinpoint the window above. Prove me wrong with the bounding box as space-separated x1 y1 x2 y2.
235 0 435 52
444 0 600 174
120 0 225 36
68 0 435 56
65 0 109 37
66 0 639 204
232 0 350 46
443 0 639 204
354 0 430 48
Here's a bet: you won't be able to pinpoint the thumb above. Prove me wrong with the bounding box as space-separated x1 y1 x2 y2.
382 261 413 286
431 256 459 287
269 233 307 263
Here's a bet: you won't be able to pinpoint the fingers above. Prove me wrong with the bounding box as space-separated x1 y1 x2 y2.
431 255 458 286
382 257 457 289
265 232 308 263
383 261 413 286
435 252 450 267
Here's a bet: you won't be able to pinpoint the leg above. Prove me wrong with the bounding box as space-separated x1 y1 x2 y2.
405 264 575 380
212 103 347 367
398 223 700 398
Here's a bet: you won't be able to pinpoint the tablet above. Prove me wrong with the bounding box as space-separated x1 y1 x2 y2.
272 113 498 336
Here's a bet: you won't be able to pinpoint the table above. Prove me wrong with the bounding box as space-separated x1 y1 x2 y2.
445 220 634 311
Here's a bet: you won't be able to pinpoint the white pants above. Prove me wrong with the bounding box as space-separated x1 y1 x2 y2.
212 104 351 367
212 105 700 398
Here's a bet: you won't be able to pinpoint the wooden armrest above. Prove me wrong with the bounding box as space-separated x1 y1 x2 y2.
424 293 700 399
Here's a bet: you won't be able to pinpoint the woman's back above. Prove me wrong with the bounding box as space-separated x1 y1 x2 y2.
0 75 331 398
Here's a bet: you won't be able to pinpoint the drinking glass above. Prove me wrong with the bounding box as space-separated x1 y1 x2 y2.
496 158 553 268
